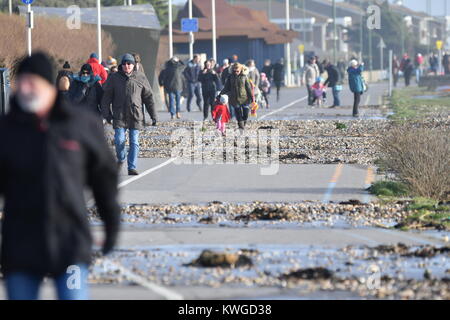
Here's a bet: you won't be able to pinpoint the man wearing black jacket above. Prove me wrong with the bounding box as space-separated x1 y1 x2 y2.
0 52 120 300
324 60 342 107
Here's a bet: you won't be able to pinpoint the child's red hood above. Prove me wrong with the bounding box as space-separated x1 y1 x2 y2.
87 57 100 64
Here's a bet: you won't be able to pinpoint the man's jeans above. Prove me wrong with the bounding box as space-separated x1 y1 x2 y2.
187 82 203 111
168 91 181 116
5 264 89 300
114 128 140 170
332 86 341 106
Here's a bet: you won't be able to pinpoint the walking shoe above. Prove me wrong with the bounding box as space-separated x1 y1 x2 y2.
353 113 359 118
128 169 139 176
171 114 174 120
176 112 181 119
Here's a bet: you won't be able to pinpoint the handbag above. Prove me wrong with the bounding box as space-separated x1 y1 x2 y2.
361 76 369 92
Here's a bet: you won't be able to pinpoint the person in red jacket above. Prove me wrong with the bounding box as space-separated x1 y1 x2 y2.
212 94 231 136
87 53 108 85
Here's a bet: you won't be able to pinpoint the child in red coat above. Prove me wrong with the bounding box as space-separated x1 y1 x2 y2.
212 94 231 136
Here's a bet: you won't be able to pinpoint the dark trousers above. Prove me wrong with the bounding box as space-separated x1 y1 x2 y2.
233 104 250 128
187 82 202 111
262 91 269 107
202 92 215 120
393 73 399 87
274 81 281 101
404 72 412 87
306 85 313 105
353 92 361 116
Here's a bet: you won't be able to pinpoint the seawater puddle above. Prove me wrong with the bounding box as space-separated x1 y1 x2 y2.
90 243 449 288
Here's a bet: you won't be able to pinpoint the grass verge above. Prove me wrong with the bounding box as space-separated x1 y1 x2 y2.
389 87 450 120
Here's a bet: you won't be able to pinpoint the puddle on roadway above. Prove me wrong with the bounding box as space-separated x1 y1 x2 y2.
90 243 449 293
90 212 398 230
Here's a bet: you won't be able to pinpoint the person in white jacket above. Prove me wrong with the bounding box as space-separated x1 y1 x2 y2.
304 57 320 106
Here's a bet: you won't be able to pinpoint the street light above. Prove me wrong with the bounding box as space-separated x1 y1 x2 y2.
332 0 337 64
168 0 173 58
188 0 193 60
285 0 291 87
97 0 102 62
212 0 217 62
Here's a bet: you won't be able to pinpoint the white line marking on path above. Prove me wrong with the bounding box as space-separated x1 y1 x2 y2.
103 258 184 300
118 158 177 188
259 96 308 120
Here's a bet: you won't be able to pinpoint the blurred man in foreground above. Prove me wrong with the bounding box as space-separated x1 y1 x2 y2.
0 52 120 300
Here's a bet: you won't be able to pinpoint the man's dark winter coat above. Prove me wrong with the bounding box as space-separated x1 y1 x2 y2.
324 64 341 87
0 94 120 276
159 59 185 93
101 69 156 129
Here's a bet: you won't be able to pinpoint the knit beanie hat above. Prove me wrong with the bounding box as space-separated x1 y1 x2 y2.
80 63 93 74
17 52 54 85
63 61 71 69
121 53 136 65
90 53 99 60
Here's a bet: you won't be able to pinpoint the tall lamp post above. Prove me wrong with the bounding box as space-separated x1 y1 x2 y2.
188 0 193 60
332 0 337 64
212 0 217 62
285 0 291 86
168 0 173 58
97 0 102 62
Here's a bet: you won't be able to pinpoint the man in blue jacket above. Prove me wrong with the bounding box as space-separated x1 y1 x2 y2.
183 55 203 112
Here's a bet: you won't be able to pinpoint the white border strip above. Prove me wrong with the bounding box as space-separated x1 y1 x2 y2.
103 258 184 300
259 96 308 120
118 158 177 188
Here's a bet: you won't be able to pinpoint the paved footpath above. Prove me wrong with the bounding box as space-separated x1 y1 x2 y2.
116 159 377 204
155 82 389 122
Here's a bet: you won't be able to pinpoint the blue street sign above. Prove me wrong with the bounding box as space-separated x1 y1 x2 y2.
22 0 34 4
181 18 199 33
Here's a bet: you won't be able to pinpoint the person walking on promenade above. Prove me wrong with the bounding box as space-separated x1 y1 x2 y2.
183 54 203 112
87 53 108 85
159 56 185 119
199 59 221 121
392 55 400 87
0 52 120 300
68 64 103 117
101 53 157 176
304 56 320 106
259 72 271 109
219 59 231 88
347 59 365 117
324 60 342 107
272 58 285 102
415 53 424 83
220 63 254 131
212 94 231 136
246 59 260 88
403 58 414 87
